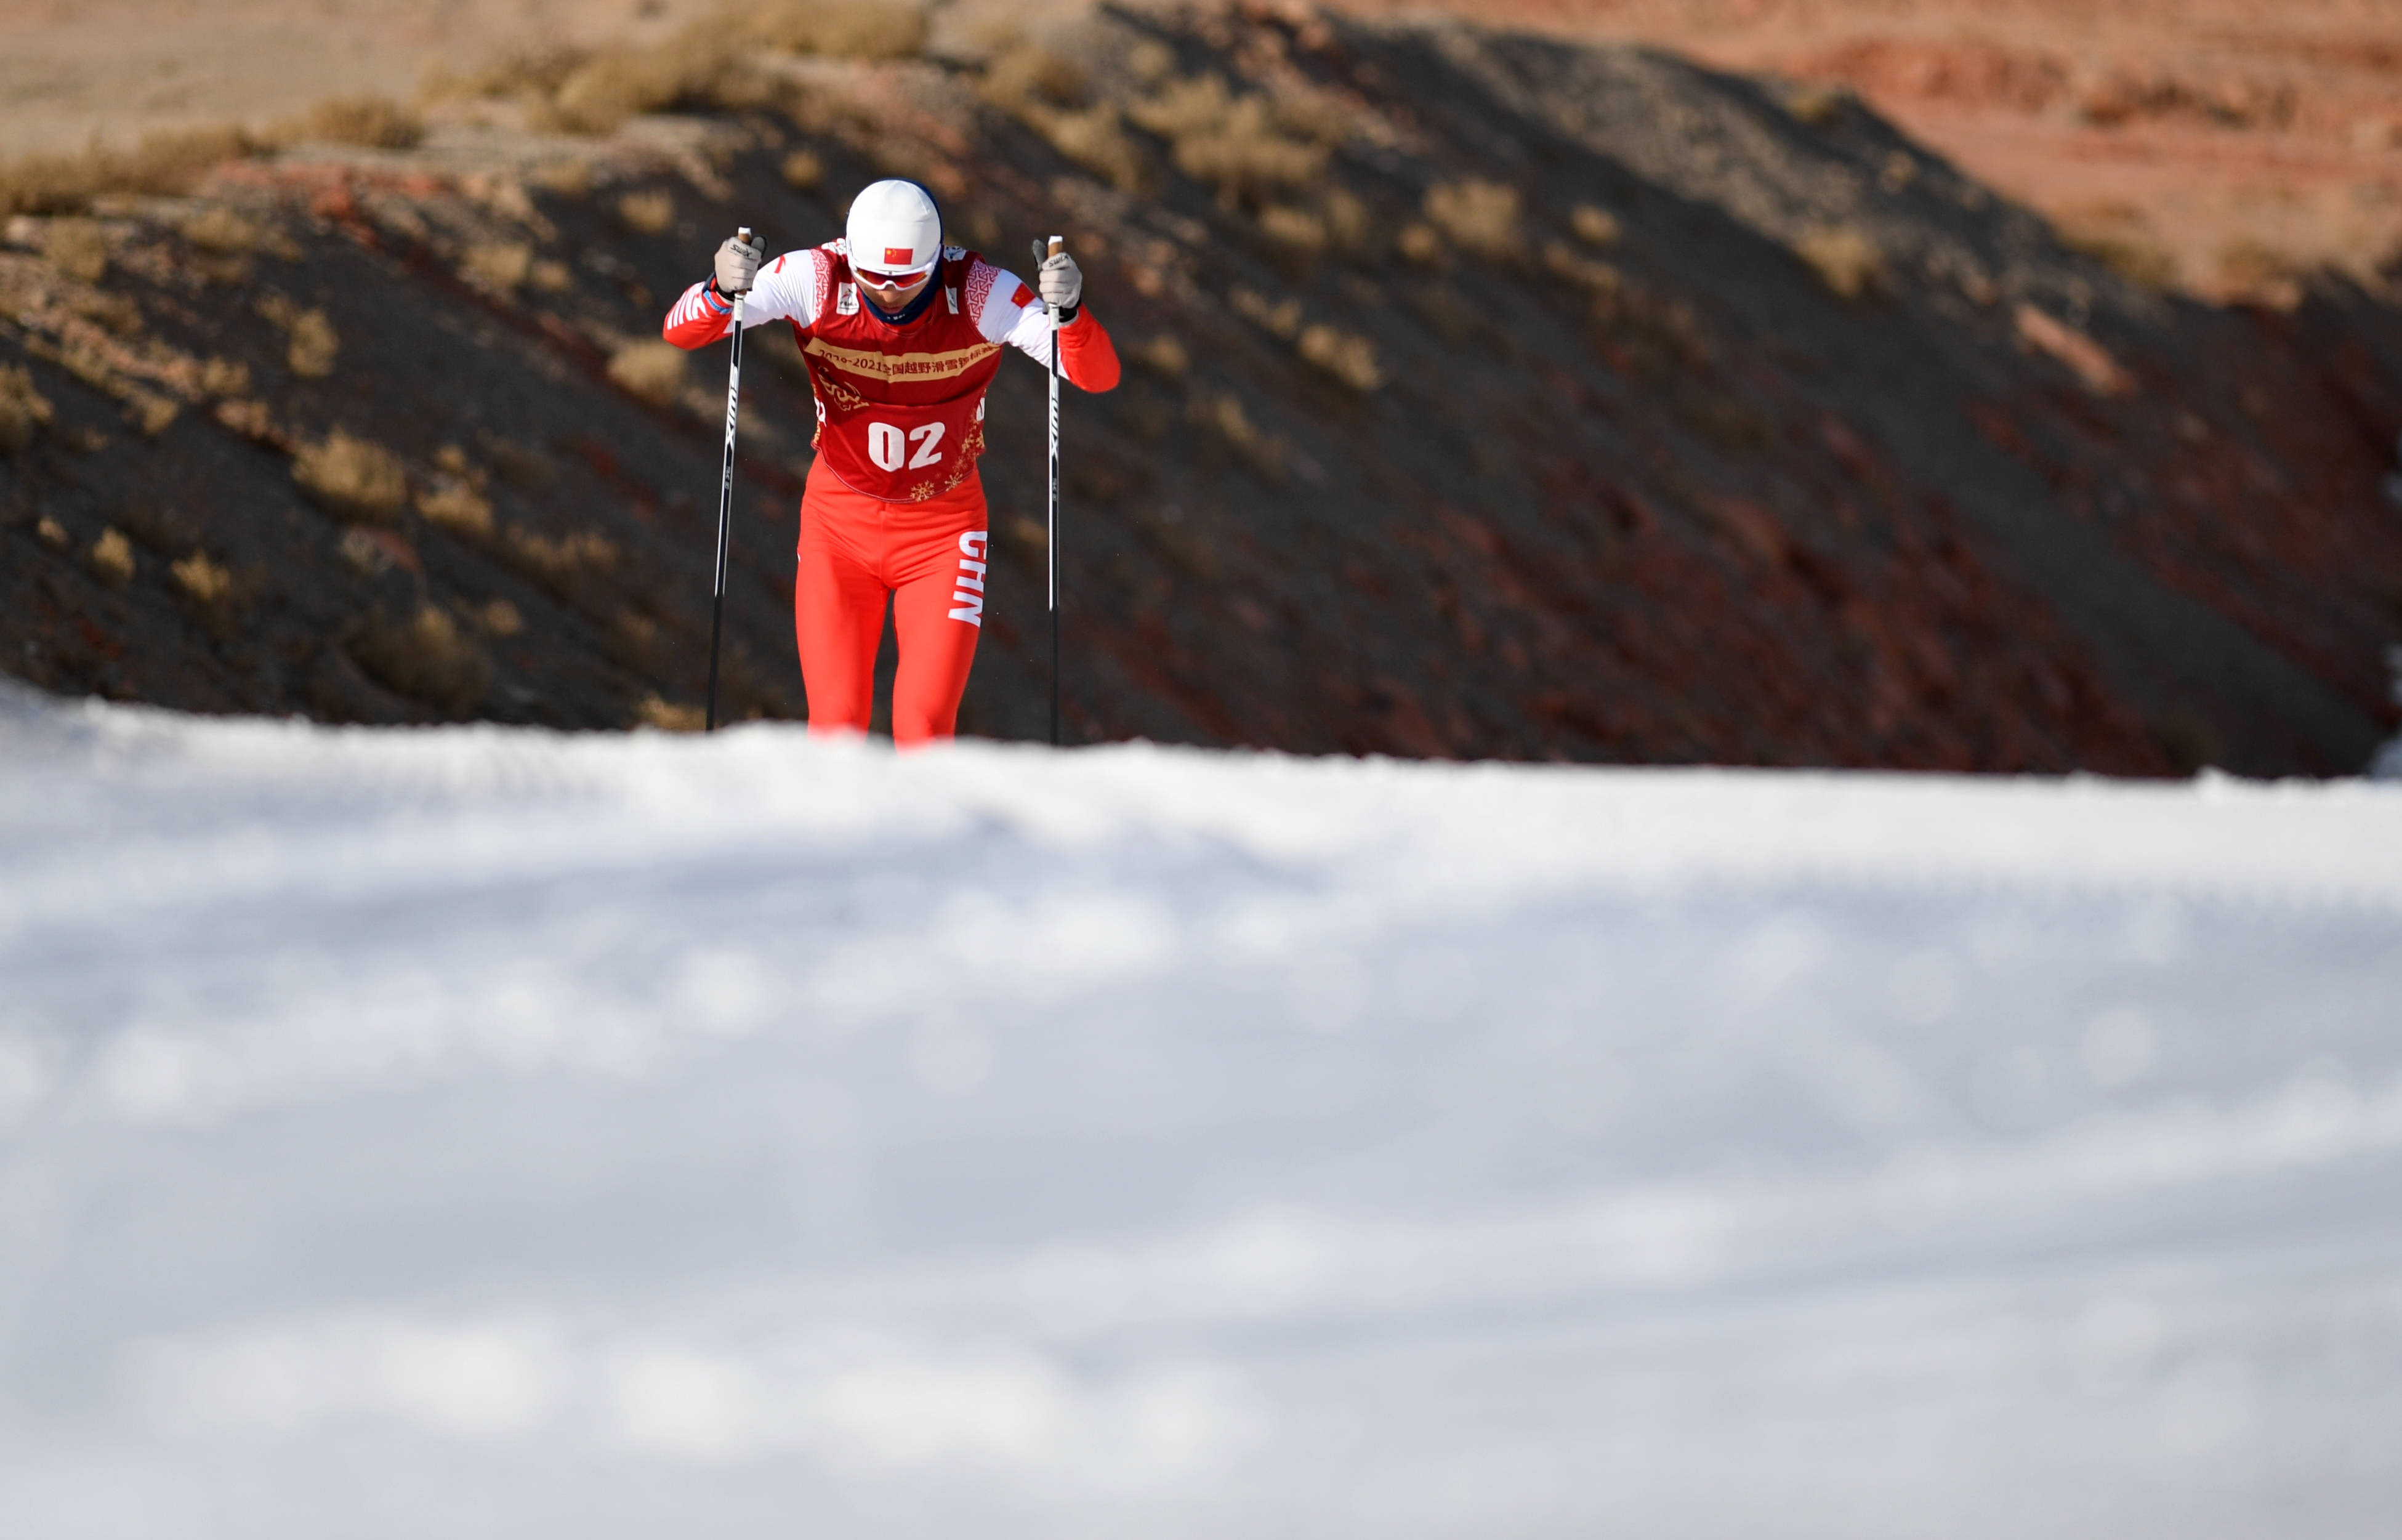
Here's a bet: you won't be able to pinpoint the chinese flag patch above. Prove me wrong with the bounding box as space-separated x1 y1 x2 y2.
1012 282 1034 307
883 246 915 265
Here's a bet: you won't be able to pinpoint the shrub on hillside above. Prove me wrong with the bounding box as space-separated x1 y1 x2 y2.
89 528 135 586
294 431 408 522
617 189 675 234
1129 74 1324 203
417 481 495 538
0 365 54 454
1424 180 1520 259
257 295 339 376
171 550 235 605
301 95 425 150
608 341 688 406
1794 224 1882 299
43 218 109 281
0 124 256 216
746 0 927 60
1298 324 1383 392
462 241 534 294
350 605 491 716
184 206 264 254
1571 204 1621 247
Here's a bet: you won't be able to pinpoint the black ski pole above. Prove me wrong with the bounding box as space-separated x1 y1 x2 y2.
704 227 751 733
1034 235 1063 747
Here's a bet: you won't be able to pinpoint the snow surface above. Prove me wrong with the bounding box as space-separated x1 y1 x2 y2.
2 682 2401 1539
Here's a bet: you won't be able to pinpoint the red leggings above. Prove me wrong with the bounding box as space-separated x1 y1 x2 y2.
794 457 989 746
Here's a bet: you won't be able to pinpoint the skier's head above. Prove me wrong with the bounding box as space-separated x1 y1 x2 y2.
845 179 943 307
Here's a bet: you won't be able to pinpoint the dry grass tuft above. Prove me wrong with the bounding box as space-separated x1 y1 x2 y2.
1232 286 1302 339
491 0 909 140
2218 237 2305 300
505 525 620 592
351 605 491 716
44 218 110 281
1571 204 1621 248
983 45 1087 111
530 159 592 198
0 365 54 454
214 398 276 442
294 430 408 522
1544 239 1622 296
1259 203 1327 256
746 0 927 60
417 480 496 537
1198 391 1285 478
1131 74 1325 203
608 341 688 406
1172 100 1324 203
36 516 68 547
525 31 757 137
171 550 234 605
984 47 1145 191
636 694 707 732
1794 224 1882 299
1044 106 1148 192
462 241 534 294
1127 38 1176 85
531 258 573 292
0 124 256 216
1298 323 1382 392
1396 222 1442 265
258 295 339 376
1135 333 1188 376
301 95 425 149
478 598 524 637
126 393 179 437
184 206 262 254
2061 227 2178 291
1424 180 1521 259
1323 188 1372 254
617 189 675 234
199 357 251 396
90 528 135 586
781 148 824 189
1786 83 1853 127
1129 73 1232 139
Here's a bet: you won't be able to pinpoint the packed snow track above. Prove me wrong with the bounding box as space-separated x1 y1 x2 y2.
2 685 2400 1539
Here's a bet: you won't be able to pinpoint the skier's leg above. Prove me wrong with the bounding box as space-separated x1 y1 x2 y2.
794 475 889 735
886 487 989 748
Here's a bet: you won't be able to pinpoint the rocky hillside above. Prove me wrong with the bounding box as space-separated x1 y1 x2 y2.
4 3 2400 773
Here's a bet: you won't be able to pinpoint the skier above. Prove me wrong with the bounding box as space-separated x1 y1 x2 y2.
661 179 1121 745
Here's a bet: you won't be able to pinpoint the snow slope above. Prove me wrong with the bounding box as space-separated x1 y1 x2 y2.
2 683 2400 1539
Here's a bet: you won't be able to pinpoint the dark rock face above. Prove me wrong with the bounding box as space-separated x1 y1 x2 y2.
4 7 2399 774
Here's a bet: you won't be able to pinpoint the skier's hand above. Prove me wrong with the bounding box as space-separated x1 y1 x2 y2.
1038 249 1083 313
712 233 767 297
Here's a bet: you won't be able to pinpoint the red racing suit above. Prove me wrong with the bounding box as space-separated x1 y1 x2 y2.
663 241 1119 744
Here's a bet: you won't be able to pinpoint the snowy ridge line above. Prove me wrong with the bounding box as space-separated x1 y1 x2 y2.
5 689 2402 915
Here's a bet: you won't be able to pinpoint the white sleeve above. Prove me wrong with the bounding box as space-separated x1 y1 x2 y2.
973 263 1063 368
737 250 819 330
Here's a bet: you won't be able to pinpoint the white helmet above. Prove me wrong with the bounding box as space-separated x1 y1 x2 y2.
845 179 942 275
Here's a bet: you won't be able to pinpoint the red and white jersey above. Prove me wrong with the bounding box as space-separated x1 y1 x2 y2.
663 240 1120 502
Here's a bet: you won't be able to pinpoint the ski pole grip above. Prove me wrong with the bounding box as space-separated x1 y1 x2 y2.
738 226 753 241
1047 235 1064 259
